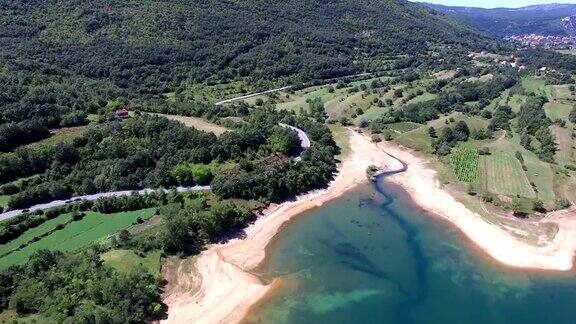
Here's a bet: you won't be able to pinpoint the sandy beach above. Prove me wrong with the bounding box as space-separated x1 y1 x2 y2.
161 131 403 323
161 129 576 324
377 141 576 271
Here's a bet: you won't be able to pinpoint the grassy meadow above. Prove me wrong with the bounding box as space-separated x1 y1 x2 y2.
0 208 156 269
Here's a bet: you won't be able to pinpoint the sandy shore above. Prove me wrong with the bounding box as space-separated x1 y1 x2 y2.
161 130 576 324
161 131 403 323
377 141 576 271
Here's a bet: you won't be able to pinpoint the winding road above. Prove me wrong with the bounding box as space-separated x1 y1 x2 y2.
0 123 311 222
279 123 311 162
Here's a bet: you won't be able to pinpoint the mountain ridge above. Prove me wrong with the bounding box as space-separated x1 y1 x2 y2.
423 2 576 37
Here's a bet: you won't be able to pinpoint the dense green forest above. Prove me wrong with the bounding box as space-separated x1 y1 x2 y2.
0 0 487 91
1 108 337 209
0 0 496 152
0 249 161 323
2 0 576 322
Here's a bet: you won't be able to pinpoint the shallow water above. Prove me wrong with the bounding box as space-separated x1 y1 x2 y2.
247 179 576 324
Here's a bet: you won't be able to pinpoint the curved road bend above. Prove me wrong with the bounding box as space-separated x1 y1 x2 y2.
279 123 311 162
0 124 312 222
0 185 210 222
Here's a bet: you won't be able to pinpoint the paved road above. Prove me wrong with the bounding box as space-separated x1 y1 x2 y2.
0 123 311 222
0 185 210 221
215 86 292 105
214 72 376 106
279 123 311 162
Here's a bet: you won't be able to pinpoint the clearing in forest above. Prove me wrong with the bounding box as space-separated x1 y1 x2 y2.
544 101 573 126
101 249 161 276
156 114 229 136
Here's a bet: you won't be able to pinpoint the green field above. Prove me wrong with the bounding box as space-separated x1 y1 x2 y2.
551 125 574 165
387 122 422 134
101 249 161 277
481 150 536 199
277 86 342 112
508 94 527 113
0 196 9 208
395 126 432 152
521 76 550 97
0 208 155 269
328 124 351 160
0 213 73 257
25 126 88 149
523 155 555 203
544 101 573 125
406 92 436 105
450 145 479 183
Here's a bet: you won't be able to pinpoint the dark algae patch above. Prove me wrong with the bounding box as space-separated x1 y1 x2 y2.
246 181 576 324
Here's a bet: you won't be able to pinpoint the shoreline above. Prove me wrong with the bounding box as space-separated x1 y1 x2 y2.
161 130 576 323
160 131 401 323
377 140 576 271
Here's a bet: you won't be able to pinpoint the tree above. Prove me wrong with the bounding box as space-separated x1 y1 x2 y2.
520 132 532 150
555 197 571 209
511 197 523 217
569 106 576 124
453 121 470 141
532 200 545 213
428 126 437 138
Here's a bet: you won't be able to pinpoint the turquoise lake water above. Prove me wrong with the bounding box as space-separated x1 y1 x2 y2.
247 179 576 324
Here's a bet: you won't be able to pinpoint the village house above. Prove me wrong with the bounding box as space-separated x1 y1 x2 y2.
115 107 130 119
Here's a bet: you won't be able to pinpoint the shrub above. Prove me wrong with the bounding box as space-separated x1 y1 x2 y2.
555 197 571 209
532 200 545 213
478 147 490 155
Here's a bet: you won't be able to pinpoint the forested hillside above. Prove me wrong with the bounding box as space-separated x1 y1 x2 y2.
425 3 576 37
0 0 485 92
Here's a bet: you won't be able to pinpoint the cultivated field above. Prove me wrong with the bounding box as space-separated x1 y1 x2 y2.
544 101 573 126
450 145 479 183
551 125 574 165
0 208 155 269
481 150 536 198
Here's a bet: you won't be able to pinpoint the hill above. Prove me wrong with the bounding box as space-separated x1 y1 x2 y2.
0 0 486 93
423 3 576 37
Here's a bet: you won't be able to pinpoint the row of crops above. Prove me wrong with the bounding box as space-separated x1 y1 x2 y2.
449 145 479 183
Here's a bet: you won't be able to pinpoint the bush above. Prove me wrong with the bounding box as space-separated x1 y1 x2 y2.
481 192 494 203
555 197 571 209
478 147 490 155
532 200 545 213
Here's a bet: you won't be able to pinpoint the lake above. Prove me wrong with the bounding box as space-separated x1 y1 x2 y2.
246 179 576 324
